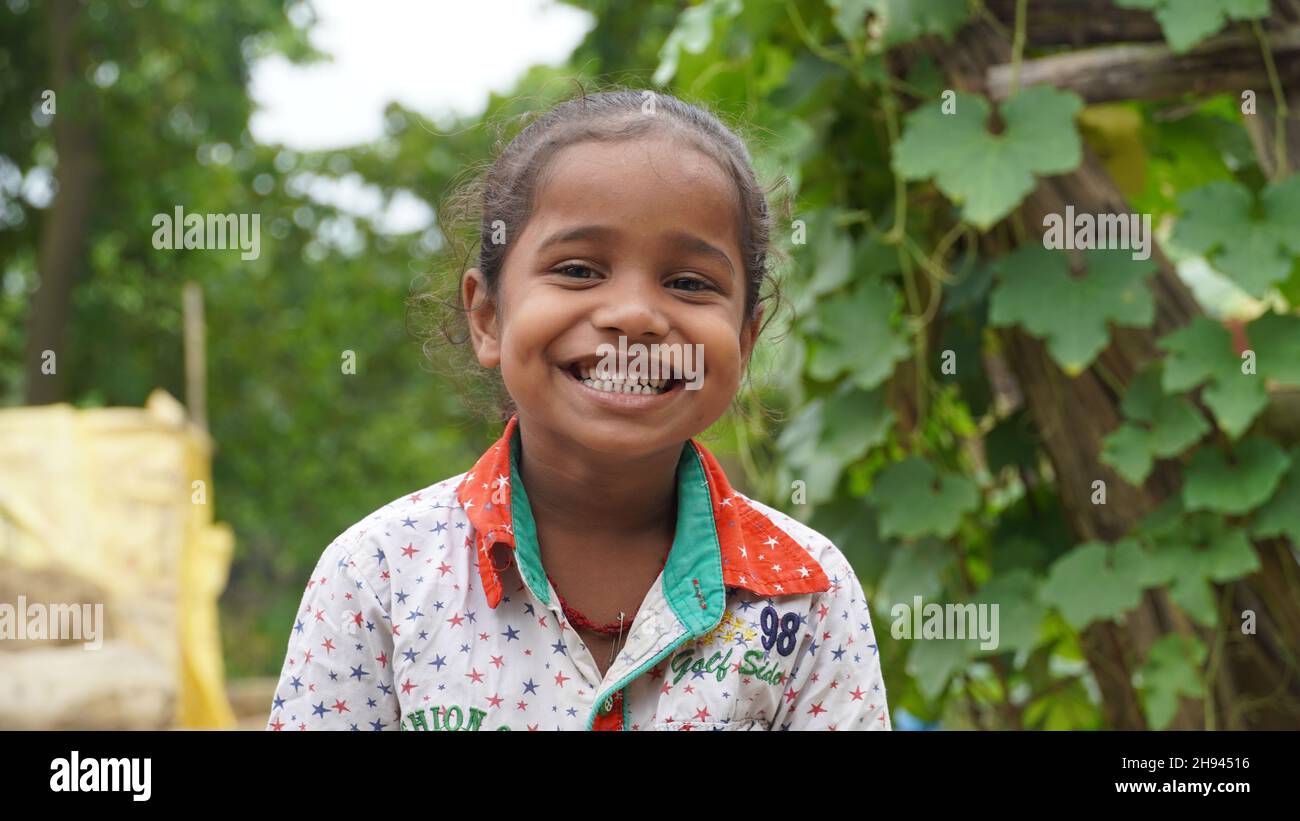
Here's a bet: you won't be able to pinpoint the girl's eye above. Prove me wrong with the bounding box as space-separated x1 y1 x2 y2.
554 263 598 279
668 275 716 292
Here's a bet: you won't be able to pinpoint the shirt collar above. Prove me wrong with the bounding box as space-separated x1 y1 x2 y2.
455 415 831 628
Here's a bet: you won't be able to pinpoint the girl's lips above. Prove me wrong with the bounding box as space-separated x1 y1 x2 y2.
557 365 684 411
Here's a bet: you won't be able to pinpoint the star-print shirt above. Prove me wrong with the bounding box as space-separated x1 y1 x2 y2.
268 416 890 731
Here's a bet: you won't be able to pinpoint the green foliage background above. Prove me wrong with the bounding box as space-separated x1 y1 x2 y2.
4 0 1299 729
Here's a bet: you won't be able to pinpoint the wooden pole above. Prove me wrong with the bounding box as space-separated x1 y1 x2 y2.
182 281 207 433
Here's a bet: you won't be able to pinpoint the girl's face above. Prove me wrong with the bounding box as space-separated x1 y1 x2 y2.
463 134 762 459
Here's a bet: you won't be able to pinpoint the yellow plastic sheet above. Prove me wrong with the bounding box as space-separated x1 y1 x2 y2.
0 389 235 729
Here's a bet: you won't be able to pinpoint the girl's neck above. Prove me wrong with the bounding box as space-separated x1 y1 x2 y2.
514 416 681 536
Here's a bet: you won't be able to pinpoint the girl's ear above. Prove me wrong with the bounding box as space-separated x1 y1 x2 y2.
462 267 501 368
739 305 763 369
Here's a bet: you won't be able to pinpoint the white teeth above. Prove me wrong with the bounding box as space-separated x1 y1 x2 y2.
576 373 667 395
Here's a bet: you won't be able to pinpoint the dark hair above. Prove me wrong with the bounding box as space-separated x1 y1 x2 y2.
409 84 790 422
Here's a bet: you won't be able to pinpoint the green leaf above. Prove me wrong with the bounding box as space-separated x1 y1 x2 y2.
1041 539 1149 630
807 279 911 388
1244 312 1300 385
1139 512 1261 626
1159 317 1235 391
777 383 895 504
1158 317 1268 438
1183 438 1292 515
1252 447 1300 545
907 633 974 700
1101 365 1210 484
893 86 1084 229
1115 0 1270 54
1139 634 1206 730
860 0 972 47
879 539 952 607
973 569 1046 655
989 246 1155 374
826 0 872 43
872 457 979 539
653 0 742 85
1171 177 1300 297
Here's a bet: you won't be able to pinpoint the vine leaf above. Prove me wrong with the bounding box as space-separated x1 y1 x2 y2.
892 86 1084 229
1137 508 1261 626
1040 539 1149 630
1171 177 1300 297
1252 447 1300 545
1158 317 1267 438
652 0 740 85
872 456 979 539
1139 635 1207 731
831 0 971 47
1182 437 1292 515
989 246 1155 374
776 383 895 505
1114 0 1270 54
1243 311 1300 385
1101 365 1210 485
973 570 1046 655
807 279 911 388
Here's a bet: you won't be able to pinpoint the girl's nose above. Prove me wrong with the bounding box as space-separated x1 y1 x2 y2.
589 276 670 338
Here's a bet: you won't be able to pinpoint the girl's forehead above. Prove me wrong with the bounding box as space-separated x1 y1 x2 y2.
526 137 742 250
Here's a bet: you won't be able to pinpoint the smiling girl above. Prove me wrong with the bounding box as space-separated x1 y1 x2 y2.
268 89 890 731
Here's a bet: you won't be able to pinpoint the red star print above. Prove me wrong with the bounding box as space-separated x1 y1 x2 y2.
808 701 827 717
694 707 710 721
447 613 465 627
554 671 570 687
490 654 505 668
270 718 284 731
376 652 388 668
437 561 453 576
401 543 419 559
303 649 313 664
466 668 484 683
321 638 334 654
784 686 799 704
332 699 349 714
850 686 866 701
487 694 504 708
401 679 416 695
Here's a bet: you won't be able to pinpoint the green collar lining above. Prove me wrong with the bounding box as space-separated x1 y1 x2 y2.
506 425 725 638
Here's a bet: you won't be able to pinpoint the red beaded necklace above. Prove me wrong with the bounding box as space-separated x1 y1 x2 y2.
545 548 672 635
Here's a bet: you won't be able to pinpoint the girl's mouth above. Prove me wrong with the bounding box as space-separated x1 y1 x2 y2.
560 363 684 396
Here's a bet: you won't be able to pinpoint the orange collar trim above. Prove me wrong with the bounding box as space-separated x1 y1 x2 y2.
455 416 831 609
